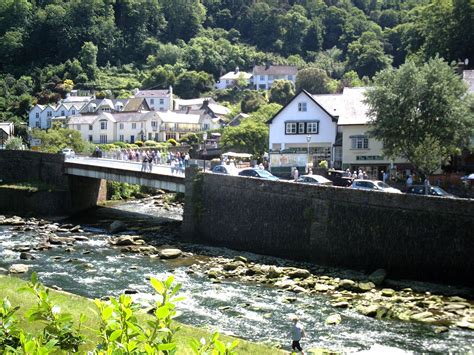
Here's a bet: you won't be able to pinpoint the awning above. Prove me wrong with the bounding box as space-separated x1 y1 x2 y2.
222 151 252 158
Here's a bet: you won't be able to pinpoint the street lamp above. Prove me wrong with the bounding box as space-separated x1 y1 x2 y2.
306 135 312 170
202 132 208 172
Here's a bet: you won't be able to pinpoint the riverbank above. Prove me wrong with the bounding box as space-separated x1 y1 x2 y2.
0 275 283 354
1 198 474 353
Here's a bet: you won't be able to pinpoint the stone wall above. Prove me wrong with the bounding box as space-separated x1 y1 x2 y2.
183 168 474 286
0 151 106 216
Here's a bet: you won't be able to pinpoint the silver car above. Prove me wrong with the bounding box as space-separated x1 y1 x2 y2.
61 148 75 158
351 179 402 194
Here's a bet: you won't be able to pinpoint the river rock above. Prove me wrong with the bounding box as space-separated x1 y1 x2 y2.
410 311 434 322
20 252 35 260
159 248 182 259
332 301 350 308
315 283 332 292
0 267 8 275
287 268 311 279
234 256 248 263
12 245 31 252
109 221 127 233
111 235 142 246
223 261 246 271
338 279 356 291
325 314 342 325
70 225 81 232
73 235 89 241
381 288 396 297
267 266 283 278
368 269 387 286
357 281 375 292
208 268 221 279
434 326 449 334
9 264 29 273
274 279 296 289
356 304 379 317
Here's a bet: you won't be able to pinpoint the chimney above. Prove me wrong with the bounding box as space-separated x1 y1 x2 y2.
265 62 271 70
234 66 239 74
202 100 209 110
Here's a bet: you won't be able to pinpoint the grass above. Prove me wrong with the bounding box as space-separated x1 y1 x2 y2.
0 276 282 354
0 181 60 192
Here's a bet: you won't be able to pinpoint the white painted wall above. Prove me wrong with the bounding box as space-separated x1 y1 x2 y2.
252 74 296 90
268 92 337 150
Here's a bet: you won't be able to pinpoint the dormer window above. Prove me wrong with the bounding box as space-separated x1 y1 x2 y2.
100 120 107 130
61 111 65 116
47 111 52 117
298 102 307 112
35 113 39 118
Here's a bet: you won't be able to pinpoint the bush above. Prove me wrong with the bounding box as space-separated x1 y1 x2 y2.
144 140 158 147
167 138 178 146
180 133 199 145
135 140 143 147
5 136 24 150
318 160 328 170
112 141 127 148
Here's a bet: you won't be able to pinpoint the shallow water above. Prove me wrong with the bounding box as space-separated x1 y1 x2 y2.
0 201 473 354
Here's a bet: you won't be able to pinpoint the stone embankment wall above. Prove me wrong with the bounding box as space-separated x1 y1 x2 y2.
0 151 105 216
182 168 474 286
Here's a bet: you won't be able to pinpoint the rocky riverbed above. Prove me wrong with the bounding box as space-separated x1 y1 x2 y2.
1 194 474 353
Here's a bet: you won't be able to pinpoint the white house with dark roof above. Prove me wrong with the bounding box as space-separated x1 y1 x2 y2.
215 67 252 90
252 65 297 90
0 122 14 149
133 86 173 111
29 101 87 129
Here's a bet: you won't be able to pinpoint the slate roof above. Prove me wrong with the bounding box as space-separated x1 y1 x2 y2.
207 103 230 116
175 97 215 108
253 65 297 75
67 115 98 124
123 98 150 112
135 90 170 98
463 70 474 92
107 112 150 123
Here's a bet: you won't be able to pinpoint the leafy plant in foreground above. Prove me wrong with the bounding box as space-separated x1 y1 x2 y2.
0 298 21 351
189 332 239 355
19 272 85 352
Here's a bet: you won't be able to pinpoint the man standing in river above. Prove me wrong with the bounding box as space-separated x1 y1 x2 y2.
290 315 305 353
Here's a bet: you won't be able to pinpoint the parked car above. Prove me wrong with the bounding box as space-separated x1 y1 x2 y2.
238 168 279 181
296 174 333 186
407 185 455 198
326 169 353 187
351 179 402 194
211 164 239 176
61 148 75 158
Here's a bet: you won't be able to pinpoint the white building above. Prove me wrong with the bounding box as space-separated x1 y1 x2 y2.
29 102 88 129
252 65 297 90
267 89 338 164
0 122 14 149
133 87 173 111
174 97 215 111
215 67 252 90
67 110 218 144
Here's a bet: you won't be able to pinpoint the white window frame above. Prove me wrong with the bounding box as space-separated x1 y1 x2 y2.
307 121 319 134
298 122 305 134
132 123 136 129
100 134 107 144
159 99 164 104
298 102 307 112
119 134 124 142
35 112 39 118
150 98 154 104
351 136 369 149
100 121 107 130
119 123 124 130
47 111 52 117
285 122 297 134
89 125 93 131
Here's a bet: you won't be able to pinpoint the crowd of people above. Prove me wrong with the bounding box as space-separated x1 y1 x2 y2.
93 146 190 175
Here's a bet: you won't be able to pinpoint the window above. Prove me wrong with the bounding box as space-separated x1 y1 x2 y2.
258 84 266 90
268 75 273 80
288 75 293 81
35 113 39 118
151 121 157 128
119 123 124 130
132 123 136 129
130 135 135 143
100 120 107 130
72 110 76 115
61 111 65 116
119 135 124 142
76 124 81 130
35 121 40 128
298 122 305 134
159 99 164 105
298 102 307 112
47 111 52 117
203 123 210 130
150 99 154 104
89 125 93 131
260 75 265 81
148 133 152 140
100 135 107 144
307 122 319 134
88 135 93 142
351 136 369 149
285 122 297 134
141 122 144 128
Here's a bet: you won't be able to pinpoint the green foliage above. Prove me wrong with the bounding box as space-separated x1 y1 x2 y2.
269 80 295 105
366 57 474 175
240 90 268 114
167 138 178 146
296 67 335 94
112 141 127 148
5 136 24 150
0 297 21 351
31 127 85 153
189 332 239 355
318 160 329 170
180 132 199 145
144 140 158 147
135 140 144 147
175 71 214 99
249 103 282 124
19 272 85 351
106 182 143 200
221 119 268 158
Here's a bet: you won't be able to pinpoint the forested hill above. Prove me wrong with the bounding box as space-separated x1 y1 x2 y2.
0 0 473 124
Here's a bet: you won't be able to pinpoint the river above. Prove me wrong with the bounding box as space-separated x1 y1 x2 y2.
0 198 473 354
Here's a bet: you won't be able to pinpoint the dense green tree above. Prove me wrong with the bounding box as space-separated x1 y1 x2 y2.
269 80 295 105
347 31 392 78
220 119 268 158
248 103 282 123
79 42 98 80
296 67 334 94
174 71 214 99
365 58 474 175
141 66 176 90
5 136 24 150
163 0 206 42
240 90 268 113
31 127 86 153
281 6 311 55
